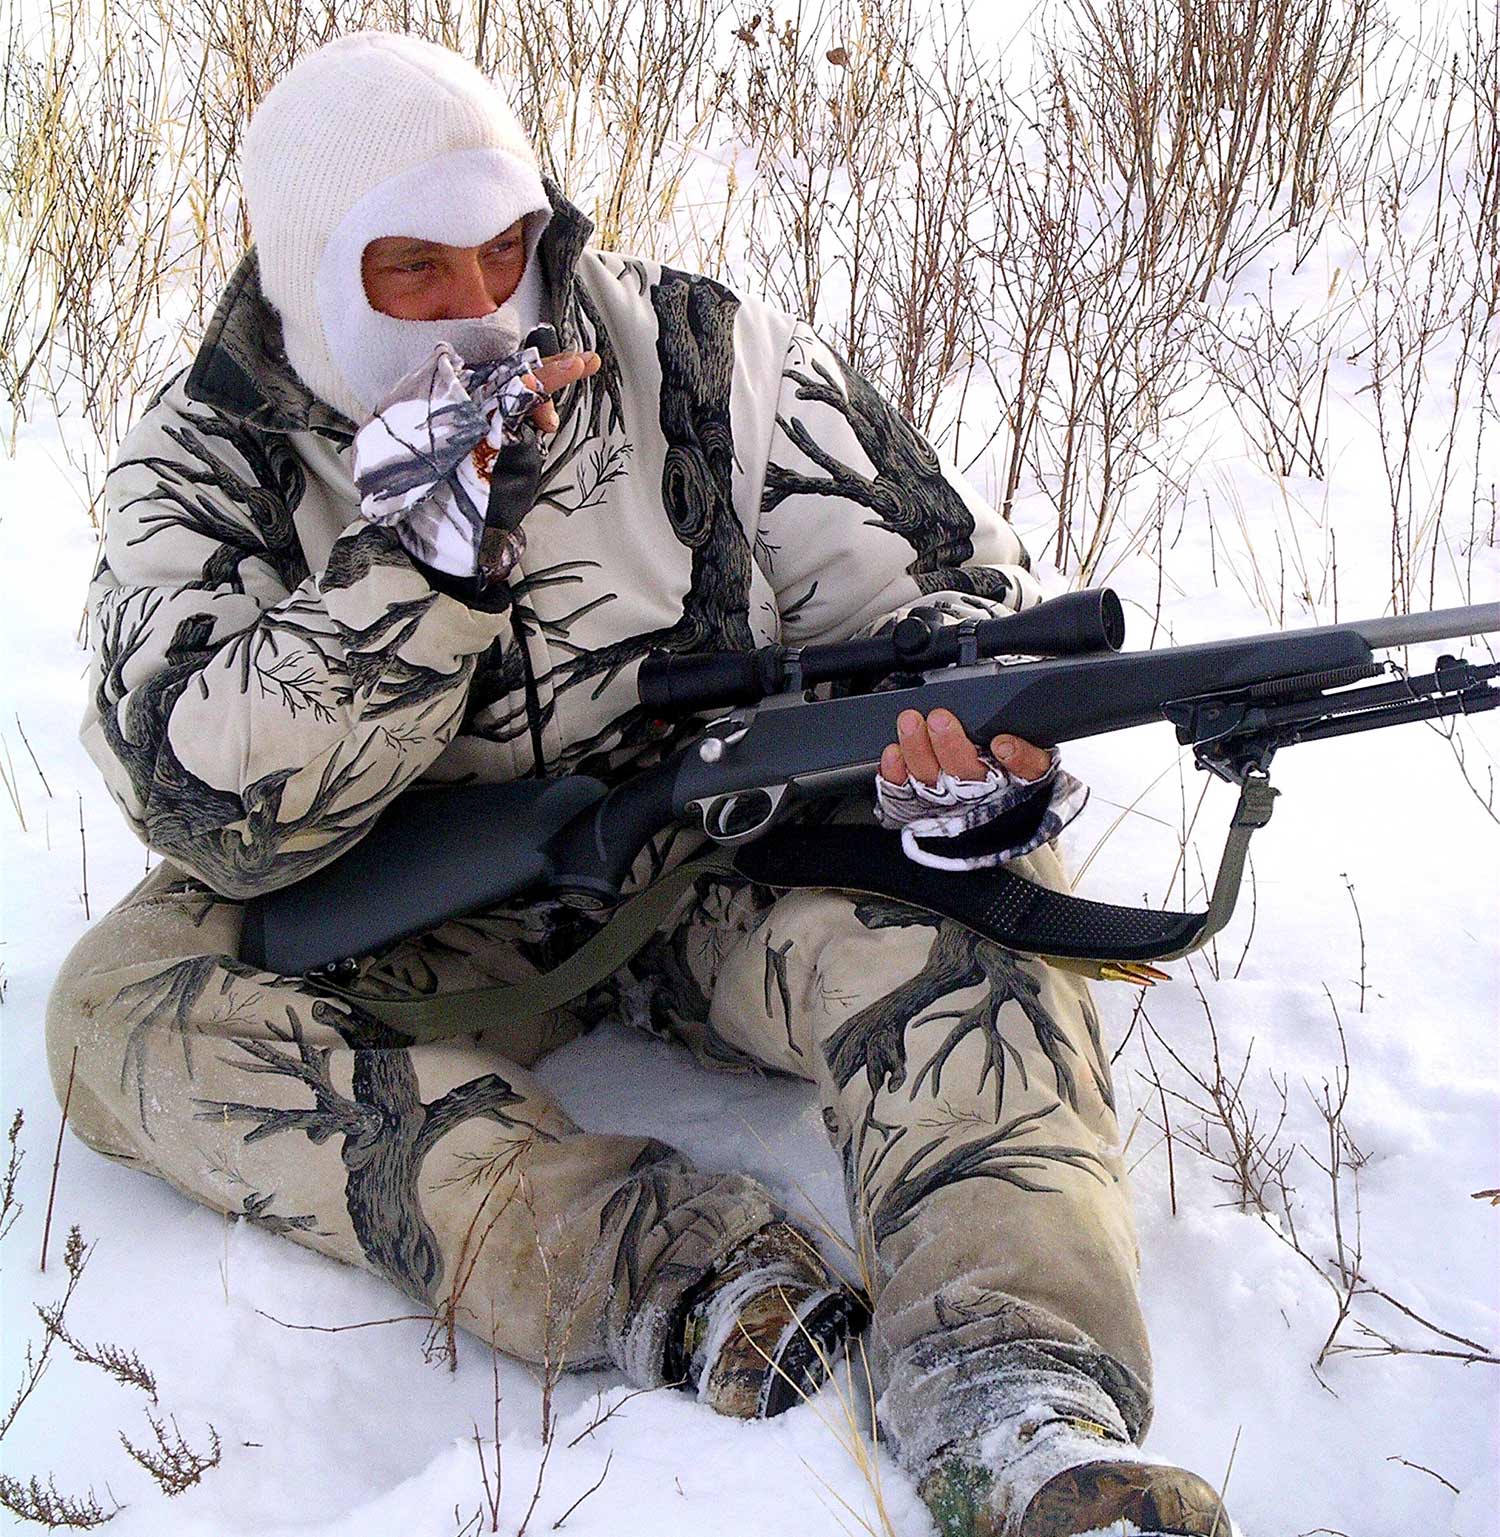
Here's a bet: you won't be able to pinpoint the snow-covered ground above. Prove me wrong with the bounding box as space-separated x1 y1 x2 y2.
3 12 1498 1537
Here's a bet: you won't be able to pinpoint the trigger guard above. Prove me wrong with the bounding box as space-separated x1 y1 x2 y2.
696 786 786 846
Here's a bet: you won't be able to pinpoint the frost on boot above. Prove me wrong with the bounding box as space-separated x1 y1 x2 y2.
669 1221 867 1418
918 1414 1231 1537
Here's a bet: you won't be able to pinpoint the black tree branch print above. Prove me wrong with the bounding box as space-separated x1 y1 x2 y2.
112 410 310 593
870 1105 1108 1246
822 900 1101 1118
196 1000 545 1302
761 345 1018 601
550 268 754 720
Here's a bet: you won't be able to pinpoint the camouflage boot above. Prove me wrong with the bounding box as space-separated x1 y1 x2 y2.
918 1412 1232 1537
670 1220 868 1418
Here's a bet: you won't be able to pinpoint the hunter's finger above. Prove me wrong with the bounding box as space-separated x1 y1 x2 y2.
529 398 561 433
896 709 941 787
990 733 1052 782
879 743 909 786
533 351 599 393
926 709 988 782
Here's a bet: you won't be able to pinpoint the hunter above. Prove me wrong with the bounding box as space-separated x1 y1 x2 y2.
46 32 1231 1537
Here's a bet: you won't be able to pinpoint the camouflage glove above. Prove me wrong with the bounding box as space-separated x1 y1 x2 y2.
874 747 1088 870
351 340 549 587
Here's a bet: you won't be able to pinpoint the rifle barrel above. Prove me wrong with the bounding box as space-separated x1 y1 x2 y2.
1344 602 1500 649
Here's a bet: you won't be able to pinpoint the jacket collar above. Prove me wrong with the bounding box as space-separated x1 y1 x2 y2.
184 180 594 438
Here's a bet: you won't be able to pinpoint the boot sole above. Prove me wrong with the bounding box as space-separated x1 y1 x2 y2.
761 1288 870 1417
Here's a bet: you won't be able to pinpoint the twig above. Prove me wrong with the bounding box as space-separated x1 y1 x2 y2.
78 794 90 920
1310 991 1353 1286
1435 723 1500 827
551 1454 612 1530
0 1471 115 1529
55 1324 158 1402
475 1312 503 1533
1110 991 1148 1066
15 715 52 797
1139 1027 1177 1217
1209 1426 1242 1537
473 1428 501 1535
565 1383 672 1448
514 1171 570 1537
119 1412 221 1495
6 1227 91 1442
1384 1455 1459 1494
0 1111 23 1245
1340 874 1366 1012
1359 1284 1495 1356
41 1047 77 1273
514 1424 554 1537
0 737 24 833
434 1134 539 1371
1330 1334 1499 1366
253 1308 435 1334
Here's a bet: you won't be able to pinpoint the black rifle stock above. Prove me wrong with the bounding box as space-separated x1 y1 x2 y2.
241 591 1500 978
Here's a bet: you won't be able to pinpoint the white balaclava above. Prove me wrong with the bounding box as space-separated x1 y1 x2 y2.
241 32 552 426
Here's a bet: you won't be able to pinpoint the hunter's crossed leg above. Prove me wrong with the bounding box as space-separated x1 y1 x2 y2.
45 863 780 1378
667 843 1154 1454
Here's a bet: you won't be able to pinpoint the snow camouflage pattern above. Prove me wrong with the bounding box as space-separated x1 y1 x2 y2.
874 746 1091 871
48 184 1152 1480
352 339 548 581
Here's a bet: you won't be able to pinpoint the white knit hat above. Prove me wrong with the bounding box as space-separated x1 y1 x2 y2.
241 32 552 424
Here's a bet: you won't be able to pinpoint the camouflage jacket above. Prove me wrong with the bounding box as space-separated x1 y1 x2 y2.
83 189 1042 901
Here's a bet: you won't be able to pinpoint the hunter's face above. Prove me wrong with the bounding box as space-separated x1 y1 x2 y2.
360 218 528 320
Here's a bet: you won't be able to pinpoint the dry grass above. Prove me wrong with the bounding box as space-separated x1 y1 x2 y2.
1130 965 1500 1386
3 0 1494 606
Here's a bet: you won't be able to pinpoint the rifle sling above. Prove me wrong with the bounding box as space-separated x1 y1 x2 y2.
317 846 740 1035
318 775 1278 1033
733 773 1276 971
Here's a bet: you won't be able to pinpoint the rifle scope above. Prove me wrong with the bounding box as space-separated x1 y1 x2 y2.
639 587 1125 713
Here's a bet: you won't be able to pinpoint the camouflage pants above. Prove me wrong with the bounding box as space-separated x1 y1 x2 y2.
45 841 1151 1468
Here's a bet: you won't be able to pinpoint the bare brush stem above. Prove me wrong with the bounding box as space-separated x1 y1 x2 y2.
0 1111 23 1245
1340 874 1367 1013
41 1046 78 1273
77 793 90 920
119 1412 222 1495
474 1309 503 1534
14 714 52 797
5 1226 91 1442
1139 1020 1178 1217
551 1453 612 1530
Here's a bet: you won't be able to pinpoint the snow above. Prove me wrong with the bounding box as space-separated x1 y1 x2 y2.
3 10 1498 1537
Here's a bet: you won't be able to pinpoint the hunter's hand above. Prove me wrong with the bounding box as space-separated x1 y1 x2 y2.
880 708 1052 787
524 350 601 434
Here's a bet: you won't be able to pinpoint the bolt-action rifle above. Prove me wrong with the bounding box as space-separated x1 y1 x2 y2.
241 593 1499 1021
